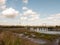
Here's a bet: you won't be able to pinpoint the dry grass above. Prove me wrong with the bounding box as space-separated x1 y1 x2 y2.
0 31 40 45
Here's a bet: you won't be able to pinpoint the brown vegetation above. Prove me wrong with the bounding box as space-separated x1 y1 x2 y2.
0 31 40 45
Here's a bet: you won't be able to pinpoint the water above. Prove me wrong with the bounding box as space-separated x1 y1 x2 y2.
36 30 60 34
18 32 60 45
18 34 50 45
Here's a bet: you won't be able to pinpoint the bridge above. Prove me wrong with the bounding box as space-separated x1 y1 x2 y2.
28 26 60 35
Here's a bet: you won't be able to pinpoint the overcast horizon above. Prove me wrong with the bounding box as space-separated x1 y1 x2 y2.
0 0 60 26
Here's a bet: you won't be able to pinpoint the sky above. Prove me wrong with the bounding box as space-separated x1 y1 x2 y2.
0 0 60 26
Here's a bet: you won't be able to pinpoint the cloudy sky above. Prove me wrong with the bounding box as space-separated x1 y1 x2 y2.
0 0 60 26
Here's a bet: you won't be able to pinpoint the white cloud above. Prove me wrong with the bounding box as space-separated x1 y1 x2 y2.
20 17 27 20
0 0 6 5
42 13 60 26
0 5 6 10
0 0 6 10
20 9 40 25
24 9 36 15
1 8 19 18
22 7 28 10
22 0 28 4
1 7 60 26
0 7 20 25
23 9 40 20
21 13 60 26
0 20 19 26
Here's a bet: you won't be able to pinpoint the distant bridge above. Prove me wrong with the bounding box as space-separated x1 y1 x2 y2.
28 26 60 35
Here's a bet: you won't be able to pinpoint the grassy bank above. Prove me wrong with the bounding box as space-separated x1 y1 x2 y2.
0 31 40 45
